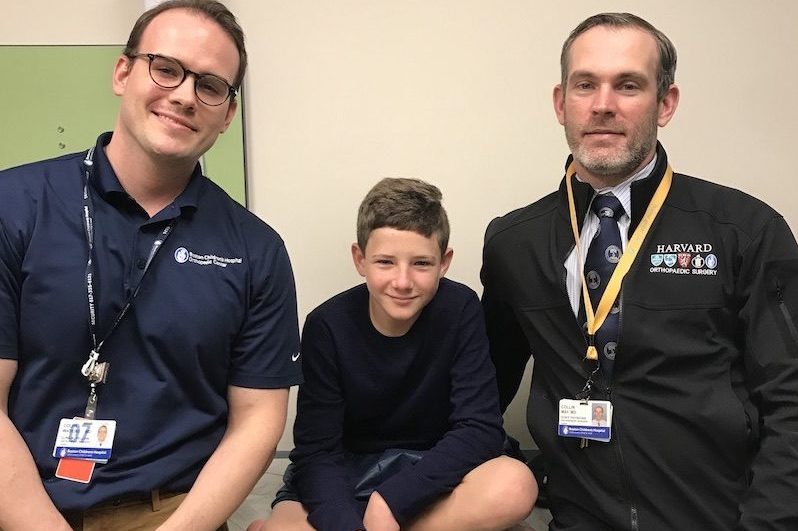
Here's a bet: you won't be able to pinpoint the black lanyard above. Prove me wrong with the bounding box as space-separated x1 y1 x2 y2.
78 147 177 416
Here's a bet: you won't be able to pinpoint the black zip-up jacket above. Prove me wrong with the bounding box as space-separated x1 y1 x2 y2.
481 144 798 531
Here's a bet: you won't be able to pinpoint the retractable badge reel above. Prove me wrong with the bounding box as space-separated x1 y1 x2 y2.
81 349 109 418
53 352 116 483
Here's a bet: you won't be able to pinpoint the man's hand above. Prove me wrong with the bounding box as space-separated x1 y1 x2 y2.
0 359 72 531
155 387 289 531
363 491 399 531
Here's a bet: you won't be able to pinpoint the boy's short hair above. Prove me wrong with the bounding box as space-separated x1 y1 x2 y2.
356 178 450 255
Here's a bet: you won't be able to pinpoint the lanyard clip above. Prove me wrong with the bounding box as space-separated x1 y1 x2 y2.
575 380 592 402
81 349 100 378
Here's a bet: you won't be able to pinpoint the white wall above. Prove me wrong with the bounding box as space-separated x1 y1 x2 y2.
3 1 797 450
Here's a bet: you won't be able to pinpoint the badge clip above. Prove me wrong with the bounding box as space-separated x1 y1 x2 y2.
81 350 100 379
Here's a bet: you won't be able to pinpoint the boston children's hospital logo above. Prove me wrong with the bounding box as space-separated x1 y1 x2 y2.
649 242 718 276
174 247 189 263
174 247 243 268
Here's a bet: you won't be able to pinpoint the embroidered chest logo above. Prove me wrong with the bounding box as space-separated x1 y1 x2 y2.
174 247 243 268
649 242 718 276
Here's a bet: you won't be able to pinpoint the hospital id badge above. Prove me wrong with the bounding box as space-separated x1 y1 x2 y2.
52 418 117 463
558 399 613 443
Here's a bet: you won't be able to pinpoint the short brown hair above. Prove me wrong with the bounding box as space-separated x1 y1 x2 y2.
560 13 677 101
356 178 450 255
123 0 247 90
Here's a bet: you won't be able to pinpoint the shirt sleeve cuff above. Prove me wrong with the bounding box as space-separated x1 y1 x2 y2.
376 471 442 525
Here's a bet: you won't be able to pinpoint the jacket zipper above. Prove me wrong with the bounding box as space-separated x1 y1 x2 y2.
609 296 640 531
775 280 798 346
608 388 640 531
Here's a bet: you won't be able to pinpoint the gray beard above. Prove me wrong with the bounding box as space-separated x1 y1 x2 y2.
573 141 650 182
563 110 659 185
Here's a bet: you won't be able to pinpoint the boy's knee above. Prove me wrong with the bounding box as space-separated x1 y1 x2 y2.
249 501 315 531
484 457 538 522
250 518 308 531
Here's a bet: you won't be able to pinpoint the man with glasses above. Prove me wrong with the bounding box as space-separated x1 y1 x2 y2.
0 1 301 530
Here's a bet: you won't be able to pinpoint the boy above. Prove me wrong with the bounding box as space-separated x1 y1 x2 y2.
250 178 536 531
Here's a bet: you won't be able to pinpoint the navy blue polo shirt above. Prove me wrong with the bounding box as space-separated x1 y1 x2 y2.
0 133 302 510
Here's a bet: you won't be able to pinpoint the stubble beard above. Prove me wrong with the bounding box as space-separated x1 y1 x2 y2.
565 113 658 185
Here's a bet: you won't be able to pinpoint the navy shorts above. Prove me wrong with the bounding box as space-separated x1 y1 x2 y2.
272 449 424 508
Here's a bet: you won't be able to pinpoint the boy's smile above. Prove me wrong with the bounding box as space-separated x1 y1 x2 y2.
352 227 453 337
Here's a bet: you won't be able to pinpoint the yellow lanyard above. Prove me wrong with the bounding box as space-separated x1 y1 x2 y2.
565 162 673 360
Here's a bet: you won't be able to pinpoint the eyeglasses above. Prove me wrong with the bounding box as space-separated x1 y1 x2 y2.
128 53 237 106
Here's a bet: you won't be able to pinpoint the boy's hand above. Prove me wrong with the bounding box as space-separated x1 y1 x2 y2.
363 491 399 531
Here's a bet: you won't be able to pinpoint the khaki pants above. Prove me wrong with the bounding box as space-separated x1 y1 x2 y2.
60 491 229 531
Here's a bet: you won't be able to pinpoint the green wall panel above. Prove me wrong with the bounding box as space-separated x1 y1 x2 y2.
0 45 246 205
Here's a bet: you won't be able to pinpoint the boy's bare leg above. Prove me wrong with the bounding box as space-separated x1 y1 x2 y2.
406 456 538 531
247 501 315 531
248 456 537 531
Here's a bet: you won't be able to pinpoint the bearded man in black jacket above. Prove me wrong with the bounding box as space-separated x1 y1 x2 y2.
481 12 798 531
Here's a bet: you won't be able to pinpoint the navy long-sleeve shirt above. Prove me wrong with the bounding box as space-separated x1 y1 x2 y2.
290 278 505 530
